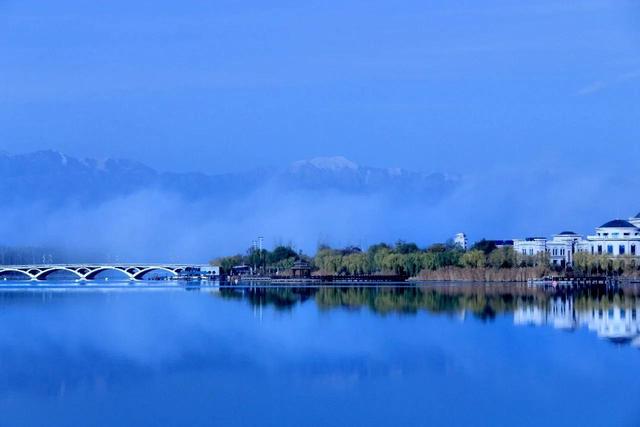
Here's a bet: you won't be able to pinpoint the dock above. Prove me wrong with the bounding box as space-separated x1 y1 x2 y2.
527 276 640 290
228 274 408 285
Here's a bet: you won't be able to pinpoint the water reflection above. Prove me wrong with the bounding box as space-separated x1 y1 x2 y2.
0 283 639 426
219 284 640 346
515 295 640 345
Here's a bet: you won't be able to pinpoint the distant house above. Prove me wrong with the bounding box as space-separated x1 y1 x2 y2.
587 219 640 257
231 265 252 276
454 233 468 250
513 212 640 267
182 265 220 278
513 233 583 268
490 240 514 248
291 259 312 278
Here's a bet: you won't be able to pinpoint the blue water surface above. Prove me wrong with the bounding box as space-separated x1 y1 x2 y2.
0 283 638 427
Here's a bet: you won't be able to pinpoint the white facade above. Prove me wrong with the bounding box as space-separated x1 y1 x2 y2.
454 233 468 250
513 232 582 267
586 219 640 257
513 213 640 267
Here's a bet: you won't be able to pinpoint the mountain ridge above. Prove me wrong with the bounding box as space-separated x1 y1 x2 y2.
0 150 460 205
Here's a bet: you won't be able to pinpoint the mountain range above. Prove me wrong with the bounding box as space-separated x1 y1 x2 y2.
0 150 460 206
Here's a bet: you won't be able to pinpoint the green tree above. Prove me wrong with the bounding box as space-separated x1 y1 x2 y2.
211 254 244 274
461 250 486 268
268 246 298 264
471 239 498 255
488 247 516 269
394 240 421 254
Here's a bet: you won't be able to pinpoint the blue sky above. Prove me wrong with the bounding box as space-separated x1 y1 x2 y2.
1 0 639 175
1 0 640 258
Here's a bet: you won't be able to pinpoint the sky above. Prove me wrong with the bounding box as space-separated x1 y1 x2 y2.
1 0 639 175
1 0 640 259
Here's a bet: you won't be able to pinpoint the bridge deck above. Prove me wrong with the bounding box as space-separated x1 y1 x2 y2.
0 264 215 281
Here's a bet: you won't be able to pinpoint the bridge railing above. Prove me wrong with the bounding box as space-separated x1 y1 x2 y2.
0 263 208 269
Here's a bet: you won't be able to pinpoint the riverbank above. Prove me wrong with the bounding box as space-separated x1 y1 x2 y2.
413 266 550 283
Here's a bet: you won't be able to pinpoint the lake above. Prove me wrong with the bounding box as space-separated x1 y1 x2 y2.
0 282 639 427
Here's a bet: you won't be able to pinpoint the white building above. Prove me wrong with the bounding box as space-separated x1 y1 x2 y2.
513 213 640 267
586 219 640 256
454 233 468 250
513 231 584 268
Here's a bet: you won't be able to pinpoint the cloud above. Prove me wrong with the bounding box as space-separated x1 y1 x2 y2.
576 80 607 96
576 69 640 96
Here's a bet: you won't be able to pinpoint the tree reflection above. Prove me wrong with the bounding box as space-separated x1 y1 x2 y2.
217 285 549 320
217 284 640 346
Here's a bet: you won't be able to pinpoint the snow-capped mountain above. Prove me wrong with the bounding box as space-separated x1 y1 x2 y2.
0 151 459 205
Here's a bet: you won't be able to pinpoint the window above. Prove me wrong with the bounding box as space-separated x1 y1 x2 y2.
624 233 630 236
604 233 609 237
608 309 614 319
598 245 603 254
621 309 626 319
620 245 625 255
632 245 636 256
598 309 603 319
607 245 614 254
529 249 533 255
591 246 594 254
632 309 637 320
522 249 526 255
612 233 619 237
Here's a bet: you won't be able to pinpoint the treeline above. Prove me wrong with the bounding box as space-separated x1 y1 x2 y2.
213 239 552 278
315 239 551 277
573 253 640 277
212 245 308 274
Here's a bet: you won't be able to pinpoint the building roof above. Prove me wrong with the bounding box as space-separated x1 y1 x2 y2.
599 219 637 229
291 259 312 270
490 239 514 246
634 212 640 219
557 231 578 236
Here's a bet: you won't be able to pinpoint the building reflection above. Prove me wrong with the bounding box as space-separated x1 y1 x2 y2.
216 284 640 346
515 295 640 345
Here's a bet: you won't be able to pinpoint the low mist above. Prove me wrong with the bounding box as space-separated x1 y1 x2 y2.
0 163 635 263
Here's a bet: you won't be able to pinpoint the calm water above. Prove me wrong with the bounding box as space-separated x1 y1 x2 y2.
0 282 639 427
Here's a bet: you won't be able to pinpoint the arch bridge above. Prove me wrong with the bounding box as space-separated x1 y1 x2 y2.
0 264 215 282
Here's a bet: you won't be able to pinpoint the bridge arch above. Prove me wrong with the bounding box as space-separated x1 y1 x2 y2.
132 267 179 280
76 267 91 275
0 268 36 280
35 267 84 281
84 267 134 281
